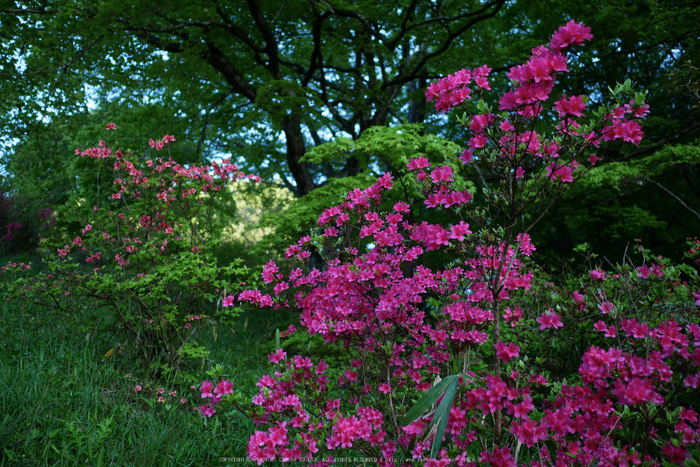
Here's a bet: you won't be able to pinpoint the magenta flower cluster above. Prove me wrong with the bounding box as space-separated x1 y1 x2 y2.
425 20 648 187
196 21 700 467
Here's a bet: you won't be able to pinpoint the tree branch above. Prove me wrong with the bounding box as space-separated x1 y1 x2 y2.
645 177 700 221
386 0 507 89
0 8 60 14
196 89 236 159
247 0 282 77
211 1 267 54
205 42 258 102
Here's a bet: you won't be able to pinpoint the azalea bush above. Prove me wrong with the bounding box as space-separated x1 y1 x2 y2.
516 241 700 376
3 126 256 369
198 21 700 465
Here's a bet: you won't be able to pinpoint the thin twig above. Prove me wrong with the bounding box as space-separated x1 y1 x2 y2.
645 177 700 220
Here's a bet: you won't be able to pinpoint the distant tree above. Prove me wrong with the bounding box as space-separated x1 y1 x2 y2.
1 0 513 196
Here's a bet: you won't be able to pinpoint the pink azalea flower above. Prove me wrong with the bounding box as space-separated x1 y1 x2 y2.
549 20 593 51
537 310 564 330
223 295 236 307
612 378 661 405
407 156 431 170
554 94 586 117
495 340 520 362
636 264 651 279
200 380 214 398
268 348 287 364
459 149 473 164
511 397 535 418
430 165 454 183
612 120 644 146
214 379 234 396
589 269 606 280
469 133 489 148
499 119 515 131
199 404 216 418
598 301 614 314
693 291 700 306
470 113 493 132
449 221 472 241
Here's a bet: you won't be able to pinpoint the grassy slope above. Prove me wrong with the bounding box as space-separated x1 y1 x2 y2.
0 296 297 466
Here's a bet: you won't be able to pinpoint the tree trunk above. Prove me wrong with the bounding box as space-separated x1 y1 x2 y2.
282 114 315 196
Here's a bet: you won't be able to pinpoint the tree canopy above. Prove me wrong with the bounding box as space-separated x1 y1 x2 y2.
2 0 700 264
1 0 513 195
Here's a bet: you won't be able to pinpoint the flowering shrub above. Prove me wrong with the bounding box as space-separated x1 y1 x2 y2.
425 21 647 237
3 125 256 368
198 22 699 465
212 183 699 465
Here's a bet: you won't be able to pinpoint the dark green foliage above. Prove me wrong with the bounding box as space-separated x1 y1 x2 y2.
0 189 54 257
533 142 700 267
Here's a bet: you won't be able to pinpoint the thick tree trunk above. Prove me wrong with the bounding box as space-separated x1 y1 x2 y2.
282 115 315 196
407 79 427 124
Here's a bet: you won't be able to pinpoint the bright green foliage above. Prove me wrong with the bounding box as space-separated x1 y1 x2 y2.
303 124 463 177
258 125 472 256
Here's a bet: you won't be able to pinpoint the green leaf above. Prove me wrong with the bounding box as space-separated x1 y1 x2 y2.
544 439 558 463
426 376 459 458
401 374 459 430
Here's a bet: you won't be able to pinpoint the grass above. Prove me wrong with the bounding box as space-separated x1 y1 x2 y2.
0 292 297 466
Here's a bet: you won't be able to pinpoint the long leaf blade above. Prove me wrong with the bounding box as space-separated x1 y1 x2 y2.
427 376 459 458
400 375 459 426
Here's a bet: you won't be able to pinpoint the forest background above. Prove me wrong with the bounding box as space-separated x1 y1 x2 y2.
2 0 699 263
1 0 700 465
